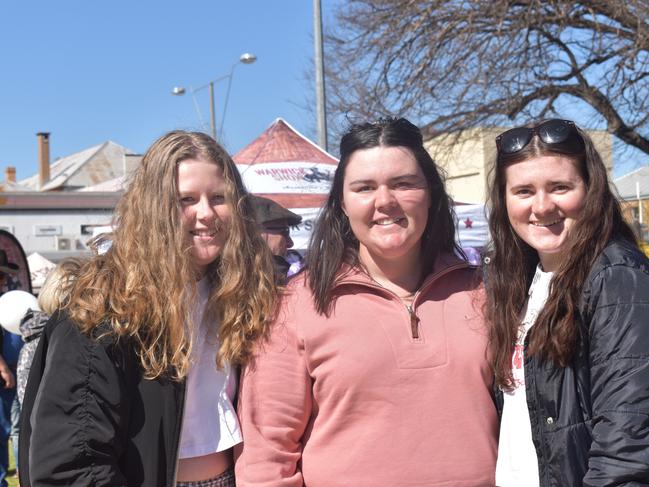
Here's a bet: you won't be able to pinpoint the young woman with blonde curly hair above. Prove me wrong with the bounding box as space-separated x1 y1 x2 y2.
19 131 278 487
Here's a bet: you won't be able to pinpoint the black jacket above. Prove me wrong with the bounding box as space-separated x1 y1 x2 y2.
495 239 649 486
19 312 186 487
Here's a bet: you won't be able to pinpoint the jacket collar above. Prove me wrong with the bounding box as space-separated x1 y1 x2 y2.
331 252 471 292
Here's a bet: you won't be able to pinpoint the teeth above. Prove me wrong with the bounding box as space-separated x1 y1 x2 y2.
531 219 562 227
191 229 216 236
373 217 405 226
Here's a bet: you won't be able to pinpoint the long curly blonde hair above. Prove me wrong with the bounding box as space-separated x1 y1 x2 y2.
65 131 277 378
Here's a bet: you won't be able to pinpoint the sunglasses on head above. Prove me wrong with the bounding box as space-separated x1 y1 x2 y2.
496 119 584 155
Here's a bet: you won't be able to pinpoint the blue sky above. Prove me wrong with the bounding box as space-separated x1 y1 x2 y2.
1 2 645 181
0 1 339 181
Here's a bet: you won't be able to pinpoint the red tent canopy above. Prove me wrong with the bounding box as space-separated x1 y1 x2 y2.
233 118 338 210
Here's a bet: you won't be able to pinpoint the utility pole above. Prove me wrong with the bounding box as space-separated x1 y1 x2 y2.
313 0 328 151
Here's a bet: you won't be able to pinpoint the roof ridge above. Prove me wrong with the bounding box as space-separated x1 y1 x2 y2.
614 165 649 181
277 118 337 161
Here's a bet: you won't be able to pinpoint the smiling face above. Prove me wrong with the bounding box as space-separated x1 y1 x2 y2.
177 158 232 276
341 145 431 270
505 155 587 272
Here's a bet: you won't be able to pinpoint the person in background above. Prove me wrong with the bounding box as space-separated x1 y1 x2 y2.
0 251 19 296
17 258 84 405
486 119 649 485
236 118 498 486
19 131 277 487
0 250 21 487
250 195 303 278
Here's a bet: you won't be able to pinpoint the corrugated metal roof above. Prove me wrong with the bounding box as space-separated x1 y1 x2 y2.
613 165 649 200
19 141 135 191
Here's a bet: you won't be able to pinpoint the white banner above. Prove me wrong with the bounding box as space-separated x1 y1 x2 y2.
237 162 335 194
455 204 490 249
286 207 322 250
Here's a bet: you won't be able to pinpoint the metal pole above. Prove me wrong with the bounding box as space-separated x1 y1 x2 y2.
209 81 217 140
219 63 239 140
313 0 328 151
637 181 643 224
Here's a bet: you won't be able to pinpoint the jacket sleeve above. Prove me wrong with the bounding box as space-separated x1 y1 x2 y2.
584 263 649 486
235 303 313 487
27 318 129 487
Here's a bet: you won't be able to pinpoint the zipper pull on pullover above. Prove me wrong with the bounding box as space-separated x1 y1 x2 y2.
407 305 419 339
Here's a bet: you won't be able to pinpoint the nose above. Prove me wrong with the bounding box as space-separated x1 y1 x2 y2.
197 197 216 221
375 185 397 209
285 234 294 250
532 191 556 215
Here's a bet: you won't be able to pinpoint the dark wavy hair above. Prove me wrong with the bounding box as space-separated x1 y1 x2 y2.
486 121 636 390
305 117 461 315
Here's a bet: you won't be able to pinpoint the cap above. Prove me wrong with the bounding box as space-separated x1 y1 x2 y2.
249 195 302 227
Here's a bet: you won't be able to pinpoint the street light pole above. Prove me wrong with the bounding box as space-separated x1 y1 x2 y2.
172 53 257 141
313 0 328 151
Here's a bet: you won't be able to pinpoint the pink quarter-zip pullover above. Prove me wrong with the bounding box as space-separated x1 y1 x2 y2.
236 256 498 486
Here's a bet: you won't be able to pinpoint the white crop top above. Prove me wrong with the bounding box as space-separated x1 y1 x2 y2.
178 278 242 458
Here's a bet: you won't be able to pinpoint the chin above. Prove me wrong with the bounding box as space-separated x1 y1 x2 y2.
192 249 221 268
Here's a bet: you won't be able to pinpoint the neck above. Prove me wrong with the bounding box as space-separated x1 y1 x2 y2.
358 248 423 296
538 252 562 273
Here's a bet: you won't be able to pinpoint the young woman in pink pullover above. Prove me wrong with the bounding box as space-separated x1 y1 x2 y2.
235 118 498 486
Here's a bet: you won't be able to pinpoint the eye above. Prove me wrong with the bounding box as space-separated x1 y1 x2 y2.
394 181 415 189
354 185 373 193
179 196 195 205
513 188 532 196
552 184 570 192
210 194 225 204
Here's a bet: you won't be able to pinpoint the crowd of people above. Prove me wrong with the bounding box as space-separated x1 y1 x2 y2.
0 117 646 487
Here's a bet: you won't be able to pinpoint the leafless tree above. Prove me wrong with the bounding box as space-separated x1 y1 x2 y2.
326 0 649 155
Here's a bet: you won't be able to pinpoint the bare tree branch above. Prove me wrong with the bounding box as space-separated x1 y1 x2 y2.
325 0 649 157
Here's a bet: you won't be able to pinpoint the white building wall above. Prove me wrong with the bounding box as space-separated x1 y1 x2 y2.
0 209 113 261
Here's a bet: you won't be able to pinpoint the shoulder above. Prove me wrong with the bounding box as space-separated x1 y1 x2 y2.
581 239 649 319
584 239 649 295
45 312 134 375
429 254 483 293
591 239 649 274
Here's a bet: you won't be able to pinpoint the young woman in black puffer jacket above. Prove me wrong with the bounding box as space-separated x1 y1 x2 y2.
486 118 649 486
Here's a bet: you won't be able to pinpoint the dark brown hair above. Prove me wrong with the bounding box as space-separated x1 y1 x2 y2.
486 122 636 390
305 117 460 315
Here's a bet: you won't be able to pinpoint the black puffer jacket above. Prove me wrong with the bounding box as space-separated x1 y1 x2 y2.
495 239 649 486
19 312 186 487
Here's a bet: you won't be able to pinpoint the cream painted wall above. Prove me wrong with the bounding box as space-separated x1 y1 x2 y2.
424 127 613 204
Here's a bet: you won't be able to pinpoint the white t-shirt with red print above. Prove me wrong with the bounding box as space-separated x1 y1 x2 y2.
496 265 553 487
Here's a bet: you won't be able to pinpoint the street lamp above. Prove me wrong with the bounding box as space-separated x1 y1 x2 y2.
172 52 257 140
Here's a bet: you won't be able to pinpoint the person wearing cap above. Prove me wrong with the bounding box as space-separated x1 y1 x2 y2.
250 195 303 278
0 250 20 487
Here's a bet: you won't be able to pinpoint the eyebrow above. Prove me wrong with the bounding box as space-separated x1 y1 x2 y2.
347 173 423 186
509 178 575 186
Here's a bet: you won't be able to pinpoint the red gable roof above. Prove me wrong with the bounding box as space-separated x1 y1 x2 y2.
233 118 338 165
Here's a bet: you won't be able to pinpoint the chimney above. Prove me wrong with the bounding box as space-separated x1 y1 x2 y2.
37 132 50 189
4 167 16 183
